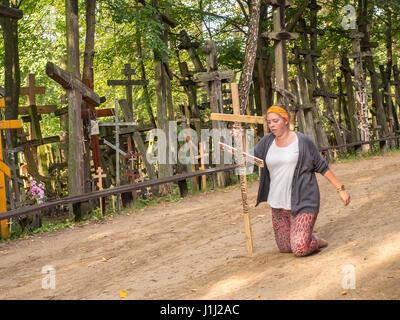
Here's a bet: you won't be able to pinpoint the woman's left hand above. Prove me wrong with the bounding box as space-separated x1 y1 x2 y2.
339 190 350 206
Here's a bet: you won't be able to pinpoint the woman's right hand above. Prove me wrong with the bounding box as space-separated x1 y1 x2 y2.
339 190 350 206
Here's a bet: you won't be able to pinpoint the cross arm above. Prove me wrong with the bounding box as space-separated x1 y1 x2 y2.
194 70 235 83
107 80 149 86
210 113 265 125
46 62 101 106
219 142 264 167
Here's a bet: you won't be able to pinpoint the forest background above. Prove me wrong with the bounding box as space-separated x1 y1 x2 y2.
1 0 399 139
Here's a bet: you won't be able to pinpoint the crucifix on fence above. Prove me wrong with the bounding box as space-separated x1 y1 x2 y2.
210 83 264 254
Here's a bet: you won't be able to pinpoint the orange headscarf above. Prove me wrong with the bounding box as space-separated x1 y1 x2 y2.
267 106 289 122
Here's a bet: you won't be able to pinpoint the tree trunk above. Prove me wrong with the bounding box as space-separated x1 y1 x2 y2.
152 0 173 196
1 0 20 149
342 56 359 144
135 7 156 128
238 0 261 113
65 0 84 219
359 0 389 147
82 0 96 195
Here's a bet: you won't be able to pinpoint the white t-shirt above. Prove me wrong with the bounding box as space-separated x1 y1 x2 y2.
265 137 299 210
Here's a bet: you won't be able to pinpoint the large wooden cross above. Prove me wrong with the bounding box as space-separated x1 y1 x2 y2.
262 0 298 109
210 83 264 254
0 119 22 238
107 64 149 113
46 61 101 199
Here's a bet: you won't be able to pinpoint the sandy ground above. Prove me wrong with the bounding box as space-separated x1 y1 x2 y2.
0 152 400 300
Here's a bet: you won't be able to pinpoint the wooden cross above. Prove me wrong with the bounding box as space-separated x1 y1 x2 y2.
107 64 149 112
194 40 236 129
178 30 205 73
348 30 372 152
0 119 22 238
383 84 396 137
117 99 158 185
98 99 138 212
313 65 345 148
177 103 201 190
121 133 141 201
4 146 25 210
46 61 101 199
93 166 106 215
19 73 58 176
210 83 264 254
262 0 298 108
372 116 382 140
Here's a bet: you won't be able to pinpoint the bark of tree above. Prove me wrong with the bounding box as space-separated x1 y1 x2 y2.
82 0 96 196
152 0 173 196
238 0 261 113
341 56 359 143
65 0 84 219
134 3 156 128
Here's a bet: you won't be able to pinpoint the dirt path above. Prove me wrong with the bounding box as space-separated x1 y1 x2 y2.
0 152 400 300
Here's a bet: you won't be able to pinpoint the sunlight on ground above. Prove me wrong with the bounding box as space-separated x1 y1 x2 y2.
200 273 259 299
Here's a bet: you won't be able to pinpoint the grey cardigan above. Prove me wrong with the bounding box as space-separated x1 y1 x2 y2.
252 131 330 215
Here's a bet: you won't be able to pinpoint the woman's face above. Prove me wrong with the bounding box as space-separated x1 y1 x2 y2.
267 112 288 136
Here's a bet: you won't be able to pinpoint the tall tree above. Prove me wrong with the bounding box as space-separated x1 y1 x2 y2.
65 0 84 217
82 0 97 195
238 0 261 113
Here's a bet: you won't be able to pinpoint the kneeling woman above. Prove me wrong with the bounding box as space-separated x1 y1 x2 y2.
253 105 350 257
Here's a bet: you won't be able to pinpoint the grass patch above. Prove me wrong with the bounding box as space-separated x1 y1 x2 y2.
332 145 400 163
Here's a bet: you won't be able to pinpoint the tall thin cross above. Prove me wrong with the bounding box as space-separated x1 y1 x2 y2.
210 83 264 254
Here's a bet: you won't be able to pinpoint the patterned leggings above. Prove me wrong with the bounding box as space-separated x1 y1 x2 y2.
271 208 319 257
